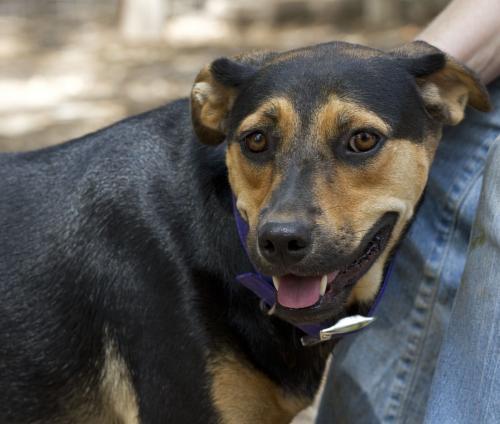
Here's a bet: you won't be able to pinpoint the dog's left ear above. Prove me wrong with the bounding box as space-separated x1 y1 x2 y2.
191 58 257 145
391 41 492 125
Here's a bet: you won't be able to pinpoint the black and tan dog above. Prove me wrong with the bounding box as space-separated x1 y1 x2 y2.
0 41 490 423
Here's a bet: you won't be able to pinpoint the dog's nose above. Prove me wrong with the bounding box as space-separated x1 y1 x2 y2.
258 221 311 266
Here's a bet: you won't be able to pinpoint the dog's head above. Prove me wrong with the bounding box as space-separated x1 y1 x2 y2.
191 41 490 324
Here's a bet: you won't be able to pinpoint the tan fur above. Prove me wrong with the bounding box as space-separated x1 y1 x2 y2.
226 143 276 232
227 97 299 229
311 98 428 304
426 57 491 113
395 41 491 124
191 65 238 144
97 340 140 424
56 340 139 424
209 352 309 424
418 77 469 125
237 97 299 143
219 54 481 310
313 139 432 304
312 96 390 145
227 93 437 305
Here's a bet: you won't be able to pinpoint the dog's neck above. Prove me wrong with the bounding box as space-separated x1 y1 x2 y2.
178 139 333 398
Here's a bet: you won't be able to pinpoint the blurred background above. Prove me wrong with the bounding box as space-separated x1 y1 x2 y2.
0 0 450 152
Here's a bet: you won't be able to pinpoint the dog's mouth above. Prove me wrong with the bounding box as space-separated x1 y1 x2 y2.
270 222 394 323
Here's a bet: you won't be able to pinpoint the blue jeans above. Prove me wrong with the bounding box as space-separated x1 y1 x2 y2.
317 79 500 424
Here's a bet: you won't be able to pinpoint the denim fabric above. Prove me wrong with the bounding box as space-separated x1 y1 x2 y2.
424 137 500 424
317 79 500 424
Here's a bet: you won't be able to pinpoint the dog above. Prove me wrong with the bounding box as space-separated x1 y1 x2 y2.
0 40 490 423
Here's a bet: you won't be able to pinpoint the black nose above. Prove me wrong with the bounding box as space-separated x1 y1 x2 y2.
258 221 312 266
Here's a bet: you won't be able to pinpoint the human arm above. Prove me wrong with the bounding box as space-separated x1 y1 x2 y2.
417 0 500 83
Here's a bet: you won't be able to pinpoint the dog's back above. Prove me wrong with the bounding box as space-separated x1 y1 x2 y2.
0 100 224 423
1 40 491 424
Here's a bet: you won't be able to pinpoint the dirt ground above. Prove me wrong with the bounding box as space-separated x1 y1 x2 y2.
0 7 424 423
0 12 421 152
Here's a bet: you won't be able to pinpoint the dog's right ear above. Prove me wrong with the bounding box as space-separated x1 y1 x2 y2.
390 41 491 125
191 58 257 145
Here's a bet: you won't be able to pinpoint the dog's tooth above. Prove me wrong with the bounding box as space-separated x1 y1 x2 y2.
320 275 328 296
272 276 280 291
267 303 276 316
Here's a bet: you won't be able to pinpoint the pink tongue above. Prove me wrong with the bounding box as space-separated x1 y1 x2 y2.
277 275 322 309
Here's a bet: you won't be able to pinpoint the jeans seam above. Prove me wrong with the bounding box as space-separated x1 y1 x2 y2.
383 139 492 423
400 167 486 424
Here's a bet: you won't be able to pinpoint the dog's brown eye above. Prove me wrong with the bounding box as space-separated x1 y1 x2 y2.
244 132 268 153
348 132 380 153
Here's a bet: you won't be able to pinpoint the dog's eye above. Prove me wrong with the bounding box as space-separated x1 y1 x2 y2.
244 132 268 153
348 132 380 153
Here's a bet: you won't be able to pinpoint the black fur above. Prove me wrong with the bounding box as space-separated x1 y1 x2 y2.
211 57 257 87
226 43 439 144
0 101 334 423
1 40 466 423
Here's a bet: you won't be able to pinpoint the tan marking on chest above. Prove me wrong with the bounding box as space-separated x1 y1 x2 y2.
53 341 140 424
98 340 140 424
209 352 309 424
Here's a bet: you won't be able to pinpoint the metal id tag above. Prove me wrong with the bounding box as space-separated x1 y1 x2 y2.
301 315 375 346
319 315 375 340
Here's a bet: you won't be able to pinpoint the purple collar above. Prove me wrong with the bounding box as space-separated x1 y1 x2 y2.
232 195 394 345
